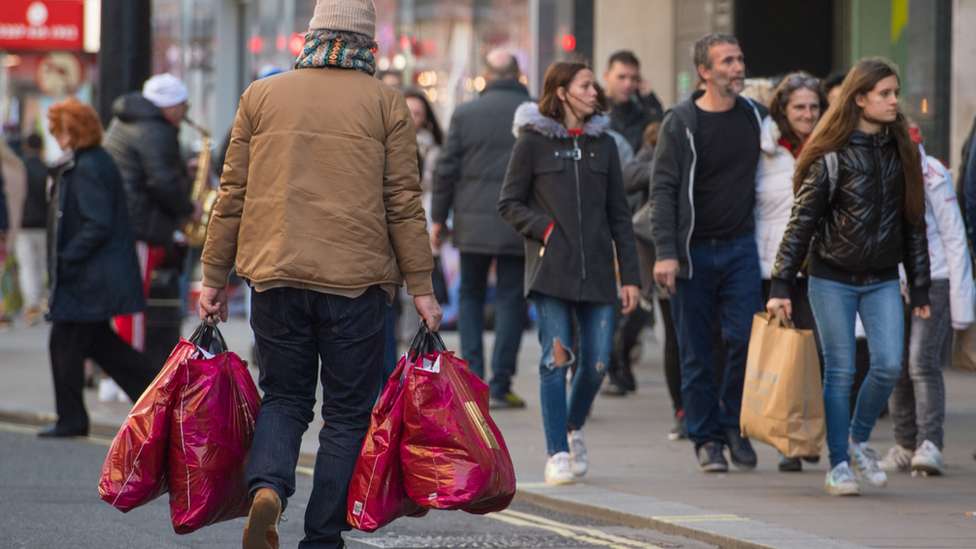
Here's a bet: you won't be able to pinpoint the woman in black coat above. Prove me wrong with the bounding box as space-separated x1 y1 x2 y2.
41 99 157 437
498 62 641 485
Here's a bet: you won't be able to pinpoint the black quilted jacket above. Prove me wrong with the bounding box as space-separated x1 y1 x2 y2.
770 130 930 307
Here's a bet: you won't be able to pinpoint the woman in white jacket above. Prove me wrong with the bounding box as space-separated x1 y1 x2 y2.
879 142 975 476
755 73 827 472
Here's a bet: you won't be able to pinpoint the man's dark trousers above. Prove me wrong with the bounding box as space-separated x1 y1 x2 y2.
669 235 762 450
245 285 386 549
458 253 526 397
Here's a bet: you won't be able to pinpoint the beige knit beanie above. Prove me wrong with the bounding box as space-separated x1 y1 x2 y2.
308 0 376 37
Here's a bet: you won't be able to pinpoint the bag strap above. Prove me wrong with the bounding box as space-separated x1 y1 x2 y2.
188 316 228 354
824 151 839 203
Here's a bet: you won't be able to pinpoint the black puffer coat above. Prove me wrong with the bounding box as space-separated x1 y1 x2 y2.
770 130 930 306
47 148 145 322
102 93 193 246
498 103 641 304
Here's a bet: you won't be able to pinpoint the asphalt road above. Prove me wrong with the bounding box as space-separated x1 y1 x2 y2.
0 423 715 549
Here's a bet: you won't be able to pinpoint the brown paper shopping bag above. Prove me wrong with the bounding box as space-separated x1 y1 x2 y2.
740 311 825 458
951 323 976 372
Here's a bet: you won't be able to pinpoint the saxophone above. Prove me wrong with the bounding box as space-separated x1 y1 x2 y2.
182 118 215 248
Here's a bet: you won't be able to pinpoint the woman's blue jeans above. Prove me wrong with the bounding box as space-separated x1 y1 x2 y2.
532 293 614 456
807 276 905 467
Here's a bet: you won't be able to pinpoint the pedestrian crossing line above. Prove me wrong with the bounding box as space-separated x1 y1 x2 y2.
488 510 664 549
650 514 747 523
296 465 315 477
499 509 661 548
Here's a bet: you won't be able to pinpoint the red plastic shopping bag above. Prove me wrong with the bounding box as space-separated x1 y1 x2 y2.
98 338 201 512
168 350 261 534
400 325 516 513
347 358 429 532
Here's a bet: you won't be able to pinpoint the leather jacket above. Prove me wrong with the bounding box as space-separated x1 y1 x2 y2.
770 130 930 306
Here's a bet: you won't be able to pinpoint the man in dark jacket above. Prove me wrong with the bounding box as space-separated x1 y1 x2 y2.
16 134 50 325
604 51 661 153
103 74 199 352
650 33 766 473
431 49 529 409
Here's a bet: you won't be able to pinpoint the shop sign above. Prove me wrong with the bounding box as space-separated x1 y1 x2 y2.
0 1 85 51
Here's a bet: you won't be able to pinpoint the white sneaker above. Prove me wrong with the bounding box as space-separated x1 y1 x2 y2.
567 429 588 477
97 378 129 403
824 461 860 496
848 440 888 488
911 440 945 476
544 452 575 486
879 445 913 472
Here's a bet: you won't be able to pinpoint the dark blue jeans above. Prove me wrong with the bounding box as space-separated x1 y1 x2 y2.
458 253 527 396
246 286 386 549
670 235 762 451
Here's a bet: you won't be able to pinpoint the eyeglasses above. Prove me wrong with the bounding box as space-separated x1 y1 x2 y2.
786 74 819 87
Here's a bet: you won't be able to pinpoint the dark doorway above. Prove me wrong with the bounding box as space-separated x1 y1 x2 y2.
734 0 834 78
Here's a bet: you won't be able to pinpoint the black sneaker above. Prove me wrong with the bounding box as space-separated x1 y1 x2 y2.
778 452 802 472
489 392 526 409
600 377 628 396
698 441 728 472
724 427 757 469
801 455 821 464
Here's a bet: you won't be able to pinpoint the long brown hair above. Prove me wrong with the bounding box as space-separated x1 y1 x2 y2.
768 72 827 152
793 58 923 221
538 62 601 122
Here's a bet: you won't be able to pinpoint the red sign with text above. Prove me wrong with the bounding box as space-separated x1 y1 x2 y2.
0 1 85 51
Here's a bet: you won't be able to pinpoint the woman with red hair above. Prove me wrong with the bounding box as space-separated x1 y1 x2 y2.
40 98 157 437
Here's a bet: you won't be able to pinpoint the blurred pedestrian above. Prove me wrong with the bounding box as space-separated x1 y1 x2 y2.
650 33 765 473
16 134 50 326
767 57 930 496
822 72 846 106
603 122 661 397
499 62 641 485
879 136 974 477
603 50 655 153
40 99 155 437
197 1 441 546
755 72 827 472
103 73 200 355
0 139 26 332
431 49 531 409
377 69 404 90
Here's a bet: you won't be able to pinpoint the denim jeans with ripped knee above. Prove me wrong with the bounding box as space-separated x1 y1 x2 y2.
532 292 614 455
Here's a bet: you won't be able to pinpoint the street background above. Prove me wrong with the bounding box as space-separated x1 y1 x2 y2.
2 317 975 548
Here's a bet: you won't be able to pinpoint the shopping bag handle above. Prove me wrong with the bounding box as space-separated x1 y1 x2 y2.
188 316 228 354
767 308 794 329
408 320 446 361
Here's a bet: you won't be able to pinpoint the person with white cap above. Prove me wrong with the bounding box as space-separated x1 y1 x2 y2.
102 74 202 363
198 1 441 548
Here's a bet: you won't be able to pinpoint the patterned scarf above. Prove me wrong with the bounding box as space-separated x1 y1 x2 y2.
294 33 376 76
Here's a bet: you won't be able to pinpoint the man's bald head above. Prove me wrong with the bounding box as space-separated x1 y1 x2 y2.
485 49 520 82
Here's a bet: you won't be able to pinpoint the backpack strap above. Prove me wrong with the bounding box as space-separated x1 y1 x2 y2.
824 151 839 203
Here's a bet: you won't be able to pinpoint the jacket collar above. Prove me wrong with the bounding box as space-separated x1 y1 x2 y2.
668 89 764 136
760 116 783 155
850 129 893 148
512 102 610 139
481 78 530 97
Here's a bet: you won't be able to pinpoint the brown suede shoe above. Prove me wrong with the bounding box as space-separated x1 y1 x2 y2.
243 488 281 549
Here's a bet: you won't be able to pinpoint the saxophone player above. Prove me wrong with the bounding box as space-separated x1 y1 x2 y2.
102 74 203 364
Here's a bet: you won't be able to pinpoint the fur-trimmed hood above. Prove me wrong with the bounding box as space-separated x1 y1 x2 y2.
512 102 610 139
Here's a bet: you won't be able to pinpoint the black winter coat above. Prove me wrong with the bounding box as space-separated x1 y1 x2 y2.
770 130 930 306
47 148 145 322
102 93 193 246
431 79 529 256
498 104 641 303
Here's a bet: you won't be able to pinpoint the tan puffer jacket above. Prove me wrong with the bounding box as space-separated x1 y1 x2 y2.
201 67 434 296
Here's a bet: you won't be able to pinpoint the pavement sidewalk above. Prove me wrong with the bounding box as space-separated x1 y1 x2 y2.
3 316 976 548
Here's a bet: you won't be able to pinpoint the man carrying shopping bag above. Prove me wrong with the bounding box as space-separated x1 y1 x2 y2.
198 1 442 547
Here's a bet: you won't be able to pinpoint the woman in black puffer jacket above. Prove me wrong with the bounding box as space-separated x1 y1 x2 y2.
767 58 930 497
